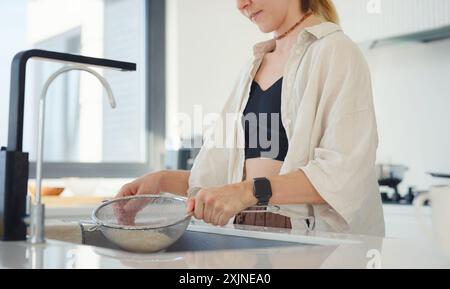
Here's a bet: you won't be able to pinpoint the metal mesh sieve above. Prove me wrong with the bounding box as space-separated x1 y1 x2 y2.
89 195 191 253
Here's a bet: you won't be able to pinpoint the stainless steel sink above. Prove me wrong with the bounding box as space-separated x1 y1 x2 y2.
83 229 305 253
46 221 360 254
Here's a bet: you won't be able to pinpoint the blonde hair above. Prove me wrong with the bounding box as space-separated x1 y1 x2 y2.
300 0 340 25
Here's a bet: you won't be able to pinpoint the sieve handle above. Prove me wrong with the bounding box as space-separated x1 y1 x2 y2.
78 219 101 232
186 205 280 215
241 205 280 213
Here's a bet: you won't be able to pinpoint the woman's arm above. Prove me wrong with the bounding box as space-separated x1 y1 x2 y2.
188 171 325 226
116 170 190 198
234 170 326 205
159 170 191 196
260 170 325 204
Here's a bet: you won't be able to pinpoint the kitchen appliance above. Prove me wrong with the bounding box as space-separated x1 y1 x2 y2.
0 49 136 241
377 165 436 205
415 185 450 258
376 164 408 190
166 148 198 170
376 164 409 204
165 137 202 170
381 186 421 205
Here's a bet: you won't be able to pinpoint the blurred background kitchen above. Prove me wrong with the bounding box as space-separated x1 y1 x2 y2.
0 0 449 240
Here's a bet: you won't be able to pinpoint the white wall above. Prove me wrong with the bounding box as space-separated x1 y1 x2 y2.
0 0 27 147
363 39 450 192
334 0 450 43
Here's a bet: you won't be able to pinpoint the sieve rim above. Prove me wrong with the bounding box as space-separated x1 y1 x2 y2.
91 194 192 230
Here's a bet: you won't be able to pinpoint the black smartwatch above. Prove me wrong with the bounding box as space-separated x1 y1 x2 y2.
253 177 272 206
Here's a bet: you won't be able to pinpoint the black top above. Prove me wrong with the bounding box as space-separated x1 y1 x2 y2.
242 78 289 162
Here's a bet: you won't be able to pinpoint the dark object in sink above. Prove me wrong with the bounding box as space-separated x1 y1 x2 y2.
165 231 303 252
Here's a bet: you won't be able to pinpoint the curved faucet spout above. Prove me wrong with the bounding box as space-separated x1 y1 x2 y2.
40 64 117 108
31 64 117 244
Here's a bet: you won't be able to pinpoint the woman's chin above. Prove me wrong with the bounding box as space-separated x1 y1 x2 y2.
256 24 275 34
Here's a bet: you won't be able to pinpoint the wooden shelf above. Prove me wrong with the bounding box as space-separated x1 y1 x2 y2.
35 196 109 207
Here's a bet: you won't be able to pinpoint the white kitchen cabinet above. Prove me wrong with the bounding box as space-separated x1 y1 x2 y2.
383 204 432 242
334 0 450 42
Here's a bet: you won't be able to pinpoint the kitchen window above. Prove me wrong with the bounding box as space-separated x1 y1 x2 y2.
0 0 166 178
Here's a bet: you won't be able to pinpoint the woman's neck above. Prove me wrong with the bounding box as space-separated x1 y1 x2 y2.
273 13 322 56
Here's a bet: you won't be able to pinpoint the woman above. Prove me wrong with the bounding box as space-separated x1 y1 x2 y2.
117 0 385 236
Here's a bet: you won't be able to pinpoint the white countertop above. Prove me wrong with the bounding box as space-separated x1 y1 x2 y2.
15 179 445 268
1 222 449 269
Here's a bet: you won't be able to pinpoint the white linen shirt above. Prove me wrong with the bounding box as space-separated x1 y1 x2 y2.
188 22 385 236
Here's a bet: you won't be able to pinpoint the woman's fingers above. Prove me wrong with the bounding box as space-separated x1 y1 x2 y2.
217 206 235 226
203 201 213 224
200 192 227 226
217 212 229 227
112 173 166 226
122 197 149 214
195 189 220 224
211 204 225 226
113 203 136 226
116 183 136 199
193 194 205 220
192 188 236 226
114 183 146 225
186 198 195 214
113 184 137 218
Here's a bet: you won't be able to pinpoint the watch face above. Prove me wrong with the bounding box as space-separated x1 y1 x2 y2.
254 177 272 203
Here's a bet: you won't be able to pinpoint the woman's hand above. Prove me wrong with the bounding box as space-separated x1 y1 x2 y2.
114 172 164 225
114 170 190 226
186 181 257 226
116 172 163 198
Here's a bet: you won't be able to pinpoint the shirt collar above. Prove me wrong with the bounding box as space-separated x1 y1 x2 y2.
253 22 342 57
304 21 341 39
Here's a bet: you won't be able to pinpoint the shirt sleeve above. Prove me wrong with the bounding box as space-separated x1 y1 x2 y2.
298 36 379 229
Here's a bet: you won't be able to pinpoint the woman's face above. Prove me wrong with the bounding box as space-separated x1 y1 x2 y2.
236 0 295 33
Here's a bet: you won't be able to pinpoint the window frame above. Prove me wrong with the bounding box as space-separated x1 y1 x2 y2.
28 0 166 178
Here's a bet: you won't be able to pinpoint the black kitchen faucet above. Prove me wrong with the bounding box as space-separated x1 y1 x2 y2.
0 49 136 241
